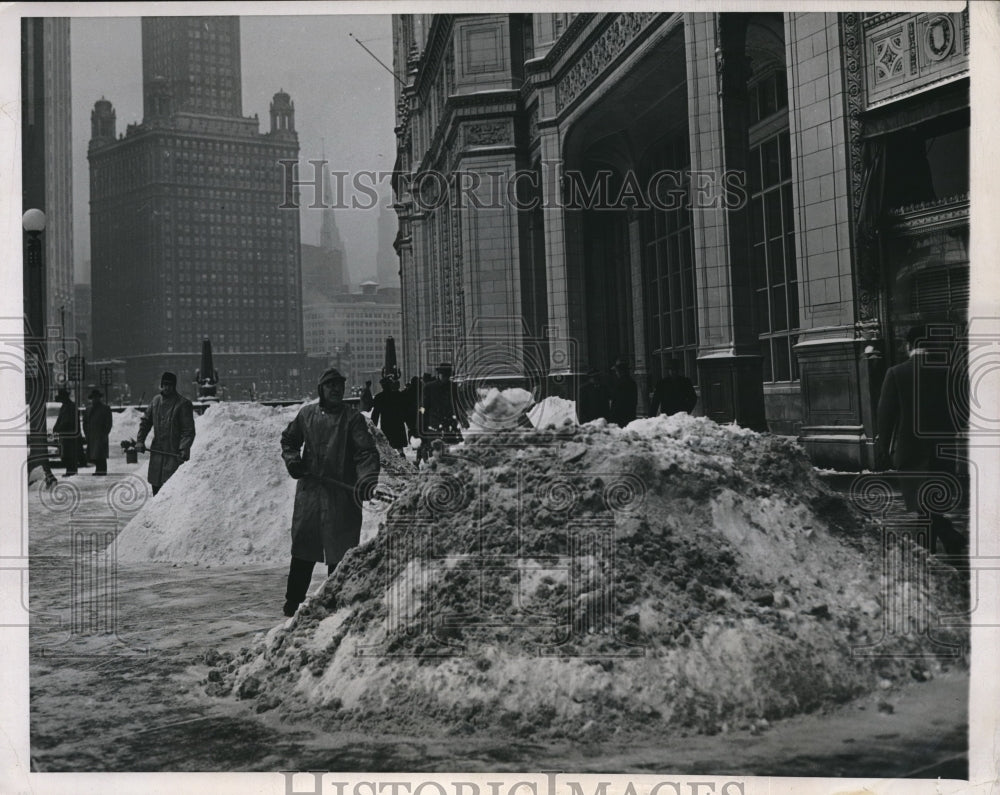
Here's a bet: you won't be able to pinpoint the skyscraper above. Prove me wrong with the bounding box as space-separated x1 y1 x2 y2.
89 16 304 398
22 18 74 349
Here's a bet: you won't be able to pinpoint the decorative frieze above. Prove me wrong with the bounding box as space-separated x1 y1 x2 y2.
555 12 657 113
463 119 513 147
863 11 967 109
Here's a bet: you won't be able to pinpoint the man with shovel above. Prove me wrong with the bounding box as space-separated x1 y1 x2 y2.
280 367 381 617
136 371 196 495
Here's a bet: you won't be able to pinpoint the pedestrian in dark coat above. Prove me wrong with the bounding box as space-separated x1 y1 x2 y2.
371 376 408 455
420 362 466 445
136 372 196 495
576 368 610 424
359 380 375 412
53 388 80 477
650 358 697 416
401 376 421 440
875 325 965 555
83 388 113 475
280 367 380 616
609 360 638 427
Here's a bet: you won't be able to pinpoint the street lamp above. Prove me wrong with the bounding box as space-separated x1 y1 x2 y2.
23 208 54 485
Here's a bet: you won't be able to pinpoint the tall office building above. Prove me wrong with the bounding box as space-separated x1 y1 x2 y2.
89 16 304 398
22 18 74 348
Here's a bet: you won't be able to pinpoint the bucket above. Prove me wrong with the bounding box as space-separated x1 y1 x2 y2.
125 448 138 464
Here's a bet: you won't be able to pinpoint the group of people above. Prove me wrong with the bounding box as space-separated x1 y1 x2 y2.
577 358 697 426
51 386 114 477
365 363 467 464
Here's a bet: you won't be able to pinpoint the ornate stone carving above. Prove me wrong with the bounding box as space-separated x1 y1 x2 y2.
872 30 905 83
555 12 657 113
464 120 512 147
451 206 465 335
528 104 539 144
840 13 878 324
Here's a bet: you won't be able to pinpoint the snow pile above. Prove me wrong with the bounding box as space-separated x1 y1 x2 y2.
466 387 535 434
110 407 145 452
115 402 413 566
220 413 967 739
528 395 576 429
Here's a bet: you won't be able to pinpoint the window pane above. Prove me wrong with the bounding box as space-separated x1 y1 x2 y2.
670 272 682 311
782 183 794 231
765 191 782 240
751 196 765 244
762 138 780 187
752 243 767 288
784 233 798 282
684 306 696 344
749 147 762 194
661 313 671 348
768 238 785 285
756 288 770 333
749 84 760 125
779 132 791 181
760 340 773 382
773 336 791 381
788 280 799 329
771 285 788 332
775 69 788 111
790 334 800 379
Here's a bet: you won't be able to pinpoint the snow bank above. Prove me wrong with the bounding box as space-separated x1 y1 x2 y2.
115 401 413 566
220 413 967 739
528 395 576 429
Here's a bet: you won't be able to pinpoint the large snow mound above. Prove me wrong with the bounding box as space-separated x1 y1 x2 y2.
114 401 413 566
221 413 967 739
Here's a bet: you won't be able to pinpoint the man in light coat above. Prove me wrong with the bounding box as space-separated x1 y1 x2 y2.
136 371 196 495
280 367 381 617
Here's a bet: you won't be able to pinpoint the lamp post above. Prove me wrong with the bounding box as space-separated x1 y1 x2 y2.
23 208 55 485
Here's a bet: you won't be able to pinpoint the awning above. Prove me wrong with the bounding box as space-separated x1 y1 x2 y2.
860 79 968 139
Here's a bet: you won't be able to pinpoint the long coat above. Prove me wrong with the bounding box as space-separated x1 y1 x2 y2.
53 399 81 468
83 401 113 461
371 390 408 449
609 375 638 426
137 393 196 490
650 375 697 416
876 351 958 511
577 380 610 424
281 403 380 565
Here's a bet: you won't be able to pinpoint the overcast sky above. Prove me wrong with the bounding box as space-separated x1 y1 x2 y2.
70 13 397 286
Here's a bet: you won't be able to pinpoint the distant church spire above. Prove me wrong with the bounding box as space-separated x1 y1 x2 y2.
320 143 345 254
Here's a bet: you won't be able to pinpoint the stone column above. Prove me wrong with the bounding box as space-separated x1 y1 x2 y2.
628 215 649 414
685 13 766 430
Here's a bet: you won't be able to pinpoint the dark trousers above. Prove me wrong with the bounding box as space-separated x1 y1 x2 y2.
92 458 107 475
60 439 78 474
284 556 334 611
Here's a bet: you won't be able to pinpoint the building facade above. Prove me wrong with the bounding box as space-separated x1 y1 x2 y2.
303 283 403 389
89 16 304 400
22 18 75 368
391 11 969 468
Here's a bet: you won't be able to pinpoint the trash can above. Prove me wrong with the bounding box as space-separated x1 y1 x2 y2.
125 447 138 464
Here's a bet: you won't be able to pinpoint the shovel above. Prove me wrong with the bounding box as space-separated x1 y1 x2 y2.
302 472 396 503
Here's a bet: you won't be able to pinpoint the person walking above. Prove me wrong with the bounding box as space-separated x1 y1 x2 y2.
371 376 408 457
420 362 466 450
83 388 113 476
280 367 381 617
359 380 375 412
875 325 966 556
576 368 610 424
135 372 196 496
609 359 638 427
53 388 80 477
650 358 697 417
